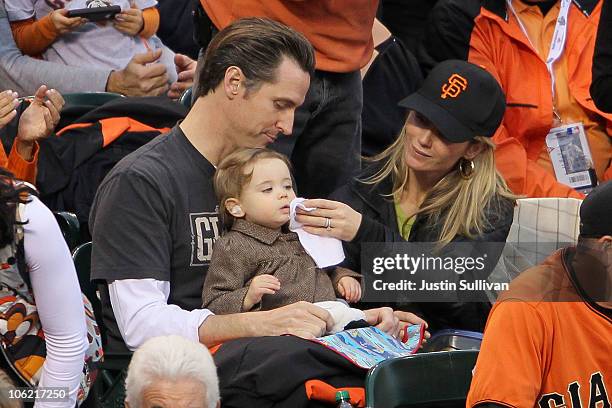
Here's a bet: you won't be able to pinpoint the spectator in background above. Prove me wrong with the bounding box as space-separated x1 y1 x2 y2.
592 0 611 113
124 335 220 408
378 0 439 54
0 85 64 184
0 0 171 97
4 0 178 84
0 169 88 407
361 19 423 157
157 0 199 60
419 0 611 198
195 0 379 198
467 181 611 408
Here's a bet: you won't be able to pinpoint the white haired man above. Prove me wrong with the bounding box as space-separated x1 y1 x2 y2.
125 335 220 408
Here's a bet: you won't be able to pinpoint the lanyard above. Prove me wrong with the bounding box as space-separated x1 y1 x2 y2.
506 0 572 102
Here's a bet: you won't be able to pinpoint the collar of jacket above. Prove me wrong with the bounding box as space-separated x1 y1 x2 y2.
231 218 294 245
349 163 395 219
483 0 599 19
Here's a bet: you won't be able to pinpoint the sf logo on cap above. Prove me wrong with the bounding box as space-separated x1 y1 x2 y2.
441 74 468 99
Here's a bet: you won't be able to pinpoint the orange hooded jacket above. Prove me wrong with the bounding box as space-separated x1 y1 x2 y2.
421 0 610 198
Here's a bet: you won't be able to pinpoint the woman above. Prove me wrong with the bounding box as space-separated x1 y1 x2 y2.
297 60 517 332
0 169 87 407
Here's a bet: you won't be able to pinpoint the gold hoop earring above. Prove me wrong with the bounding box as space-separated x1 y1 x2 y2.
459 158 475 180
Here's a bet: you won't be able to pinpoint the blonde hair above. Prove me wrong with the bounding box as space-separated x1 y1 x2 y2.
214 148 292 229
364 121 517 247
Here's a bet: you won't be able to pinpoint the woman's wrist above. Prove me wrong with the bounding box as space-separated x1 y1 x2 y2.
15 137 35 162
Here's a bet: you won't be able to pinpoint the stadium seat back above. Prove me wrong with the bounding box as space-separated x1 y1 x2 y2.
54 211 81 250
72 242 97 314
59 92 125 129
365 350 478 408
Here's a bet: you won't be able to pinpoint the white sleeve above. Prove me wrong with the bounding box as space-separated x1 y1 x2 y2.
23 196 88 408
134 0 157 10
109 279 213 351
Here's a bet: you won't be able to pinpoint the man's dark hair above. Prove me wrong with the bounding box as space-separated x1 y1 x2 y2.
194 18 315 99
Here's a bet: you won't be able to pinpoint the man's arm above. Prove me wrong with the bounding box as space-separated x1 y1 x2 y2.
109 279 213 351
467 302 547 407
198 301 335 346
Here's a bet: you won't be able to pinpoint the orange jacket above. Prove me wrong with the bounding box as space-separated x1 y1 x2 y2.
0 141 38 184
422 0 611 198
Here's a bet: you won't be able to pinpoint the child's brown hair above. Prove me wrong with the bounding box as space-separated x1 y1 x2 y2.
214 148 293 229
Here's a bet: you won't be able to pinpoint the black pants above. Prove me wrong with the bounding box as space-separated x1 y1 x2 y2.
273 70 363 198
193 1 363 199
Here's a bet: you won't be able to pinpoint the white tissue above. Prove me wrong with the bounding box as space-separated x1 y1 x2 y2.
289 198 345 268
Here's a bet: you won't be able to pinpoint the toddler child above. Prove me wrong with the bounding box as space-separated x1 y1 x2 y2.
5 0 176 82
202 148 363 319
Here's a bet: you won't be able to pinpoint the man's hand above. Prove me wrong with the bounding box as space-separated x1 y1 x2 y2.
243 274 280 311
0 90 19 129
50 9 86 34
168 54 197 100
114 6 144 36
337 276 362 303
364 307 430 340
198 301 333 347
257 301 333 339
394 310 430 343
106 50 169 96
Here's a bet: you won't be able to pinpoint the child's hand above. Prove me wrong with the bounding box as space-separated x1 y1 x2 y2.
243 274 281 311
50 9 86 34
337 276 362 303
114 6 144 36
0 90 19 129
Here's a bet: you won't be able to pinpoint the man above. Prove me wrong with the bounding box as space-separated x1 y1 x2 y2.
125 335 220 408
195 0 379 198
467 181 612 407
90 18 423 354
0 0 171 96
419 0 612 198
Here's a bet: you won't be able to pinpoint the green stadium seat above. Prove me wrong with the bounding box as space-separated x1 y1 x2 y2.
72 242 132 408
365 350 479 408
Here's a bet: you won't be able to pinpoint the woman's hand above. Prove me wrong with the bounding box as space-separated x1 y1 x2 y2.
295 199 362 242
0 90 19 129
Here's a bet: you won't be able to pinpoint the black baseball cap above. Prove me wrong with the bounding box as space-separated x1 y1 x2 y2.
398 60 506 143
580 181 612 238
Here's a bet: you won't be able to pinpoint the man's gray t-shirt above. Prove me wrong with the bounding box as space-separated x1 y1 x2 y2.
90 126 220 353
